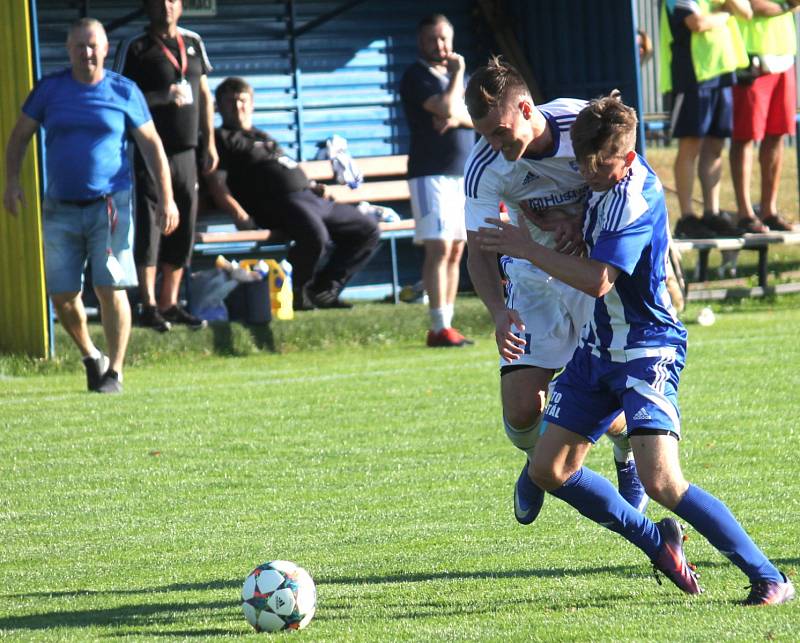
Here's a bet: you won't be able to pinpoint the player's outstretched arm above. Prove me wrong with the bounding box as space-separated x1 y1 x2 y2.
520 202 586 256
130 121 179 235
466 230 527 360
3 113 39 216
477 217 619 298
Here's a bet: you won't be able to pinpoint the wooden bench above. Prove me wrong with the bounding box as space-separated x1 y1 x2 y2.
193 154 416 303
299 154 410 204
673 231 800 292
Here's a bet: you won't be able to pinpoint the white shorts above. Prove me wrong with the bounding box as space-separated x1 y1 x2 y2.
409 175 467 243
500 258 594 369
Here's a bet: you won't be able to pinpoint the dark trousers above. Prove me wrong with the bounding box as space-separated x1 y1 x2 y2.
133 148 198 267
255 190 380 296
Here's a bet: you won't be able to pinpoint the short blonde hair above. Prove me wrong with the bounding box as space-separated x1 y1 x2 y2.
67 17 106 43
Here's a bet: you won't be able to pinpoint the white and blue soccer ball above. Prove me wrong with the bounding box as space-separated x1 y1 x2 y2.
241 560 316 633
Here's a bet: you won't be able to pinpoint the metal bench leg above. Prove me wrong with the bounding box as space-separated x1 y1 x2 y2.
758 247 769 289
390 236 400 304
697 249 710 282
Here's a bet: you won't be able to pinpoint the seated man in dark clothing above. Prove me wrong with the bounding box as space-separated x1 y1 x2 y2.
206 77 381 309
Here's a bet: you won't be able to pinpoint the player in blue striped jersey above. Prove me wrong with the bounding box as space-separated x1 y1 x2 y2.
463 57 647 527
476 92 793 605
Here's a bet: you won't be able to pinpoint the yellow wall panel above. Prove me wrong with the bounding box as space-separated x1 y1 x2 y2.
0 0 49 358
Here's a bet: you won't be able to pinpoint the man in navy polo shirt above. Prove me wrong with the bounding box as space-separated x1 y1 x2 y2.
400 13 475 347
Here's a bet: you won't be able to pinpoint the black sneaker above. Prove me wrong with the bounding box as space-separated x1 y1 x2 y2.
95 369 123 394
737 216 768 234
83 354 109 392
674 215 716 239
308 289 353 309
161 305 208 329
761 214 794 232
701 212 739 237
293 289 317 311
140 305 171 332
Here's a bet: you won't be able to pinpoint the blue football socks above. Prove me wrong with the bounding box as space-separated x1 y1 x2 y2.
550 466 661 558
673 484 782 583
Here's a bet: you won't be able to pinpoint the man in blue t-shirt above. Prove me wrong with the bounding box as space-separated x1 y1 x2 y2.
475 93 793 606
3 17 178 394
400 14 475 347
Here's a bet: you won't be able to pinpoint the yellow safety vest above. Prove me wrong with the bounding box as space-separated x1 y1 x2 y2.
736 2 796 56
660 0 748 93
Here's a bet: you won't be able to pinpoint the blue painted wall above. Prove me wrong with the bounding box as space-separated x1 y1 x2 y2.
507 0 644 151
35 0 491 160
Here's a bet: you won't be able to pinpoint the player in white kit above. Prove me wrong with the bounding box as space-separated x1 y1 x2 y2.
463 57 646 525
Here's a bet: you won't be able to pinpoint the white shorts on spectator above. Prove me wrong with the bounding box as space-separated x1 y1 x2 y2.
409 175 467 243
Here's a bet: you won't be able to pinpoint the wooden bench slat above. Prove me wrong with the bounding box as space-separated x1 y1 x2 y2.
379 218 415 232
298 159 335 181
197 229 280 243
351 155 408 176
298 155 409 182
325 180 410 204
196 218 415 245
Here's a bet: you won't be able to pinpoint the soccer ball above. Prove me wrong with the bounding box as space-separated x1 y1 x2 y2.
241 560 316 633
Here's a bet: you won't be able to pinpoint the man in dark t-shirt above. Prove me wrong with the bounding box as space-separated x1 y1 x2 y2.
205 77 380 310
400 14 474 348
115 0 218 331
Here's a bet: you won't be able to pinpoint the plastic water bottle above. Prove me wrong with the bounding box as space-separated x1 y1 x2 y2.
265 259 294 320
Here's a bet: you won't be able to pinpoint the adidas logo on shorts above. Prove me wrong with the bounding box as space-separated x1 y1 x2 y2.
632 407 652 421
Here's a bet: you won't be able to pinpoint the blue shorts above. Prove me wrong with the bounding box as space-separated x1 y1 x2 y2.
671 85 733 139
43 189 137 294
542 345 685 443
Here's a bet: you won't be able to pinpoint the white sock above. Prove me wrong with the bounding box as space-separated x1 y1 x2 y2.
83 346 101 361
607 430 634 464
429 307 446 332
442 303 454 329
503 415 542 459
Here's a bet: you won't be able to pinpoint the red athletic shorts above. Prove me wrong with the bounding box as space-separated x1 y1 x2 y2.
733 67 796 141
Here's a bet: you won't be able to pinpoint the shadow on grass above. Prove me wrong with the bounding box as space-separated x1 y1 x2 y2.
209 322 235 355
10 555 799 600
247 322 275 351
5 557 797 632
208 321 274 355
0 599 237 633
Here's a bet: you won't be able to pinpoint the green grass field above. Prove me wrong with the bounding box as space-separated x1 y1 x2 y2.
1 297 799 640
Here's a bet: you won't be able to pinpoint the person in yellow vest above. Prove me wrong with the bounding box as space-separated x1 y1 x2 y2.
730 0 800 232
661 0 752 239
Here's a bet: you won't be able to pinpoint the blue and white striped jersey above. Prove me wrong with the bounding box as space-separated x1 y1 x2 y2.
579 154 687 361
464 98 588 260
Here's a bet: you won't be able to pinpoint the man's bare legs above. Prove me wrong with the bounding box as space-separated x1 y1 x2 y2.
94 285 131 375
423 238 470 345
52 287 131 391
51 291 95 357
698 136 724 215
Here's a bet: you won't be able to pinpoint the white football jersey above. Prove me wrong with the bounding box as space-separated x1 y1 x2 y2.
464 98 589 254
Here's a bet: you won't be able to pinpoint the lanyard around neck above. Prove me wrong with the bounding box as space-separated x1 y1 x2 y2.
152 31 187 80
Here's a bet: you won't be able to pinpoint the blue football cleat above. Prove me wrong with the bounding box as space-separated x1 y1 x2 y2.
615 458 650 513
514 460 545 525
